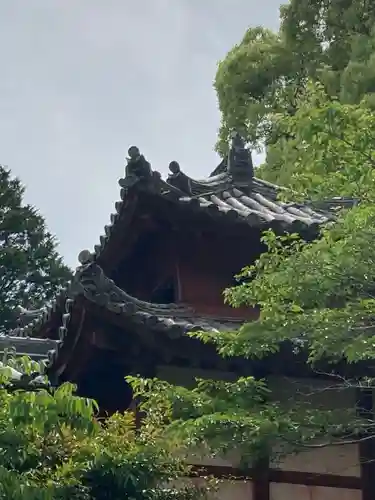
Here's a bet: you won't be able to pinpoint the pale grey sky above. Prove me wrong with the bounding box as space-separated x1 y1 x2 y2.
0 1 282 267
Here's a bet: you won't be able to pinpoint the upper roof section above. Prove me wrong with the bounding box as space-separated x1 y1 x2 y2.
120 134 330 227
76 132 350 270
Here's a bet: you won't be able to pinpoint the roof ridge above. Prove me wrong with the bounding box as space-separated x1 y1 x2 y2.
8 144 356 341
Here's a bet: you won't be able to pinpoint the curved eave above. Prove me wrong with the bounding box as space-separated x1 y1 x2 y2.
43 263 242 373
9 154 354 343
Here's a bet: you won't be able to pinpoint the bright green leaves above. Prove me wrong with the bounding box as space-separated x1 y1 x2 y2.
148 188 375 466
0 357 199 500
214 27 298 154
131 374 357 469
127 0 375 474
197 20 375 466
264 83 375 199
215 0 375 186
192 204 375 364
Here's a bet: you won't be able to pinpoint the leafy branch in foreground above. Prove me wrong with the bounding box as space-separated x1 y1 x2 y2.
129 374 365 469
0 357 205 500
131 83 375 467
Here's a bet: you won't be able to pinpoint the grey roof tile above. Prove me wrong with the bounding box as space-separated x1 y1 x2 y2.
9 262 242 370
6 140 358 372
75 142 356 270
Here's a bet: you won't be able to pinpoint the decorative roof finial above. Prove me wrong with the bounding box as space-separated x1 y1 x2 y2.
228 131 254 187
125 146 152 178
166 161 192 195
118 145 153 189
78 249 93 265
169 161 180 175
127 145 141 161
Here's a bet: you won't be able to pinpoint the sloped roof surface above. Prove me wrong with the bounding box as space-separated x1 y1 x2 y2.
12 262 242 370
177 177 329 229
87 136 348 264
4 134 357 373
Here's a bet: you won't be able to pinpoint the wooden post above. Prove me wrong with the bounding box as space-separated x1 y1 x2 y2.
357 388 375 500
252 457 270 500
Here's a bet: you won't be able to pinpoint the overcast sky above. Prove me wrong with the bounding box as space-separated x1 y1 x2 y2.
0 1 282 267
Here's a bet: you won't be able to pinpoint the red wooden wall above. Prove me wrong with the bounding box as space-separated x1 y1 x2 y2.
115 224 263 321
176 231 260 319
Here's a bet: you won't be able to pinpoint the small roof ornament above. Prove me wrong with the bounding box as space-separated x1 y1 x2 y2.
125 146 151 178
166 161 192 195
78 249 93 265
119 145 154 189
127 145 141 161
228 131 254 187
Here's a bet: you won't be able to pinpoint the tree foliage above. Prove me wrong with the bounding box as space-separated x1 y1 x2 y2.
6 0 375 481
131 373 360 469
215 0 375 182
264 82 375 197
0 166 72 333
0 355 203 500
133 82 375 467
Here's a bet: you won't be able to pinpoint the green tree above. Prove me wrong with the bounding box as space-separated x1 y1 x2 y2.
0 355 204 500
135 83 375 467
215 0 375 183
263 81 375 196
0 166 72 333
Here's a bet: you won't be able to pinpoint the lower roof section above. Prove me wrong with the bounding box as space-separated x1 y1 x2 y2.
6 264 367 381
70 261 242 332
10 261 242 373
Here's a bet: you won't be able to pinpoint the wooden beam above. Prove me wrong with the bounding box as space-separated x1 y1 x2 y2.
269 469 361 489
188 464 361 489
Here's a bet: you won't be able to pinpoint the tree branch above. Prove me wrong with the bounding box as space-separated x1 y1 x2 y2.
289 433 375 449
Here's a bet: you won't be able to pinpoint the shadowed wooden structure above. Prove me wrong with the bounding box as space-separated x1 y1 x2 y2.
4 134 371 500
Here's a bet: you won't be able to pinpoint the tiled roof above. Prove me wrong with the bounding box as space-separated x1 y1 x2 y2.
5 134 357 373
72 262 241 333
11 262 242 370
84 137 353 266
177 177 330 231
